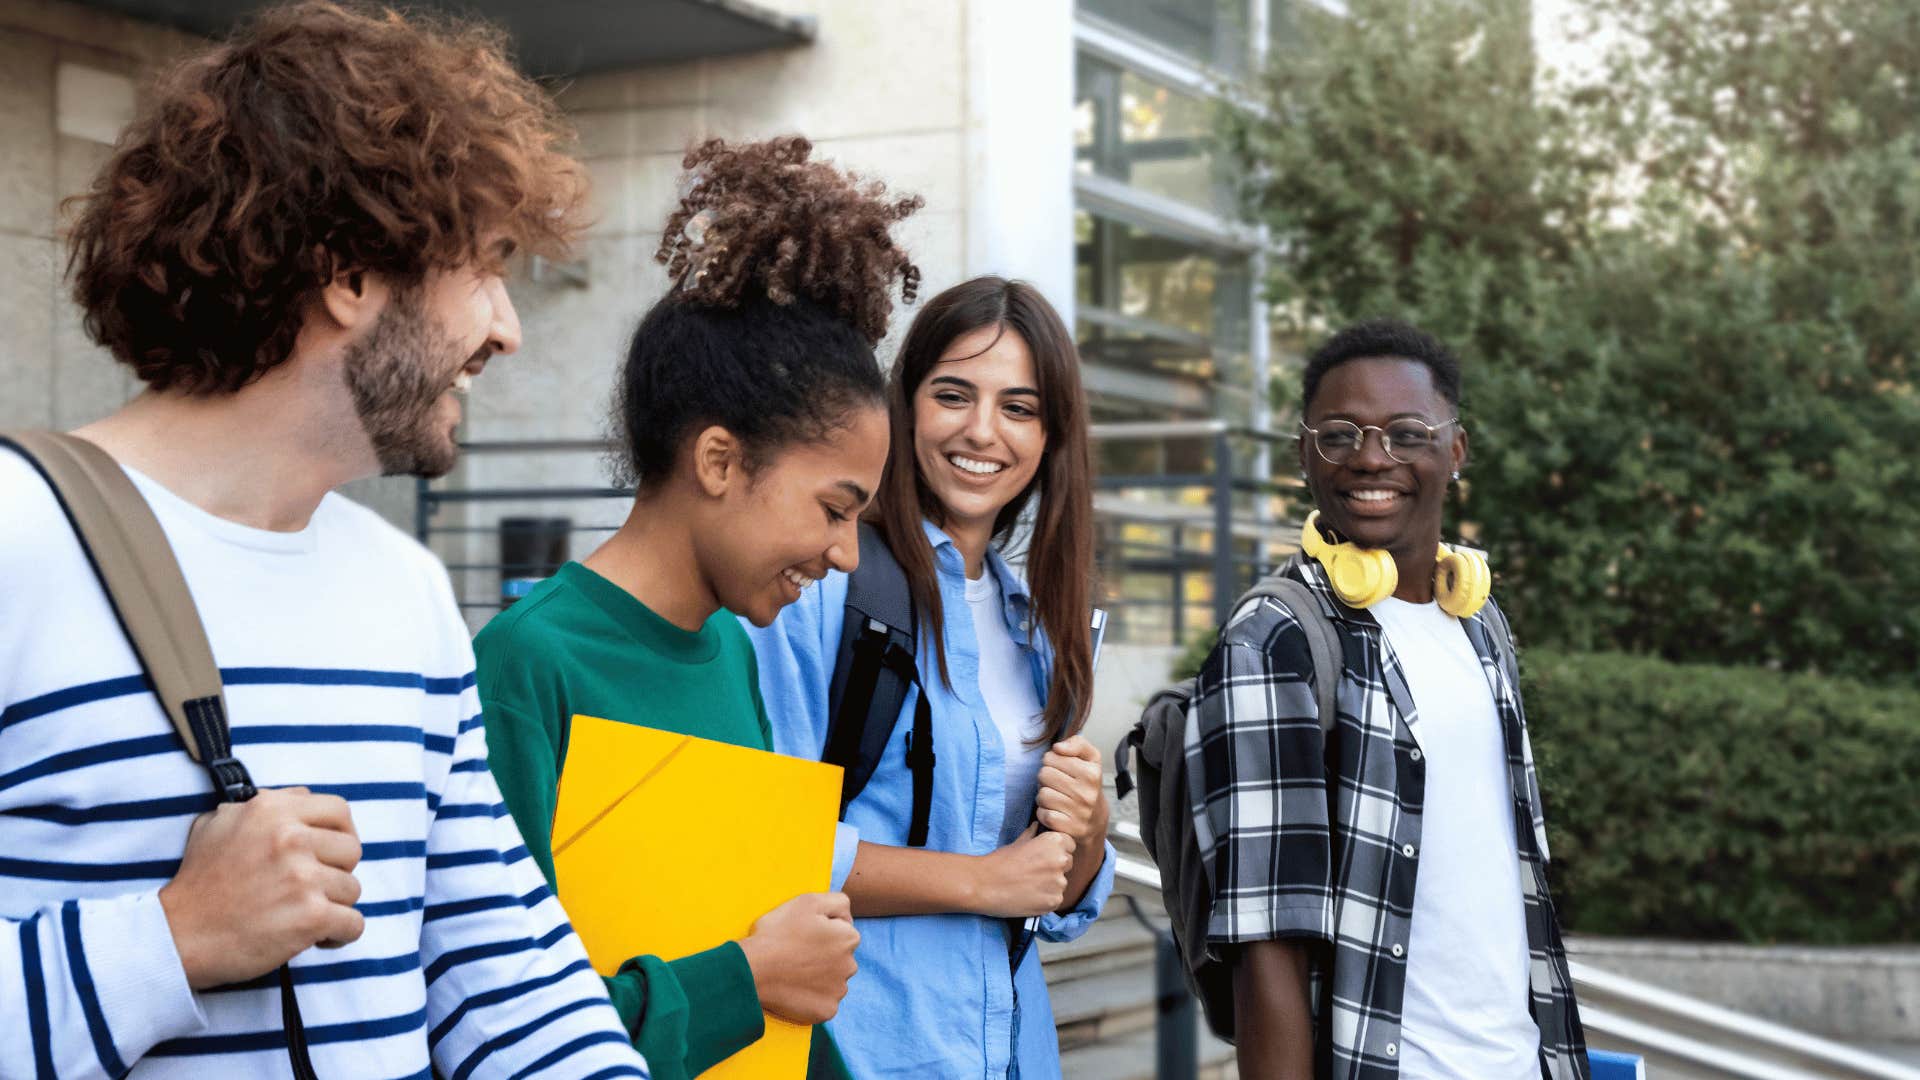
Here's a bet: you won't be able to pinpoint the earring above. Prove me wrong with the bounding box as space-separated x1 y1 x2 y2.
1450 470 1461 482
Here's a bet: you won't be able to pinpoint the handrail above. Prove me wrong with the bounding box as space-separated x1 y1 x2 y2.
1103 821 1920 1080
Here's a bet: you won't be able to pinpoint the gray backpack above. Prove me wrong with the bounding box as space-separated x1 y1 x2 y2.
1112 566 1340 1044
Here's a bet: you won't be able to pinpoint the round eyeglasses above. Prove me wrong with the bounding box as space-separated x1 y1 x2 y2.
1299 417 1460 466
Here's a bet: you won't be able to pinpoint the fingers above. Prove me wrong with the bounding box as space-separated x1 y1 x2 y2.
318 866 363 908
308 826 363 872
282 787 360 837
816 891 853 921
1050 736 1101 764
1040 755 1104 791
316 897 366 950
1017 822 1042 843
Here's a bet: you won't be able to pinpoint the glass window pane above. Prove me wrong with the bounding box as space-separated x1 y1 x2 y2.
1074 53 1228 214
1079 0 1249 74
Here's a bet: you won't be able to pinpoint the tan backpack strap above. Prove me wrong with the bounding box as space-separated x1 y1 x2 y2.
2 431 254 800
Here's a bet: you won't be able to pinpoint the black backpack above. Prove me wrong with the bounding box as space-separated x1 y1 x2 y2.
823 523 936 846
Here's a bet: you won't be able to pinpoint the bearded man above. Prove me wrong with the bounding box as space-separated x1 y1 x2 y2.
0 4 649 1077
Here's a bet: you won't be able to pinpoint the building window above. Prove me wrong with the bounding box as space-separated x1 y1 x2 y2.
1074 54 1229 216
1075 209 1251 418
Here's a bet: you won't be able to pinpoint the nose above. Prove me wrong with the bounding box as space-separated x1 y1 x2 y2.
488 277 523 356
962 400 997 447
826 520 860 574
1348 427 1395 472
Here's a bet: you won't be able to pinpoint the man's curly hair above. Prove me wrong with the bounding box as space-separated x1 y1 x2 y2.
64 1 589 394
656 136 921 346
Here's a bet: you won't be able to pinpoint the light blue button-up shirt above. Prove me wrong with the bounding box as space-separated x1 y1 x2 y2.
745 519 1115 1079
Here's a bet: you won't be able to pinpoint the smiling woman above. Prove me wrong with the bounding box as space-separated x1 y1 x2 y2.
745 276 1115 1080
470 136 921 1080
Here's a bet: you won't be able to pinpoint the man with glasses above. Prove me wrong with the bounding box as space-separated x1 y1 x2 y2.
1186 319 1588 1078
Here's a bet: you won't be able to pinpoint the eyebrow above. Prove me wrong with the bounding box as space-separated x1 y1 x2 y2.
834 480 872 505
928 375 1040 398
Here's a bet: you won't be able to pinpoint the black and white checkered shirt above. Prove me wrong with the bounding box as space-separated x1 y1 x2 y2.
1185 558 1588 1080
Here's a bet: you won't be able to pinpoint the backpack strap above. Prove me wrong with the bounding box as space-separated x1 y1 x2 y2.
2 430 319 1080
825 522 935 846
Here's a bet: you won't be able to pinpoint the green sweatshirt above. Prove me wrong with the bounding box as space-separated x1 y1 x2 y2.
474 561 849 1080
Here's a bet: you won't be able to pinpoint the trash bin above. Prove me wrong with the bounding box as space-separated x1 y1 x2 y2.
499 516 571 607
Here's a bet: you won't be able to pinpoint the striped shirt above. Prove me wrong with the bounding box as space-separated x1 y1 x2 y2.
1185 557 1587 1080
0 450 648 1079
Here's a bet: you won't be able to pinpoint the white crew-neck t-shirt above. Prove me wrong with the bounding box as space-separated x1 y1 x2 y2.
1368 597 1539 1080
965 570 1048 845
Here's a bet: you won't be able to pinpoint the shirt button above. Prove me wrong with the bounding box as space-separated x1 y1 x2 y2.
1391 943 1404 958
1409 748 1422 762
1386 1043 1398 1057
1402 843 1416 858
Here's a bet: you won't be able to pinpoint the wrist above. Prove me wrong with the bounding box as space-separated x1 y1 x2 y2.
157 881 207 990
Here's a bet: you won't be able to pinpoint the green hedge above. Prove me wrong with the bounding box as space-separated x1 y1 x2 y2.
1525 650 1920 944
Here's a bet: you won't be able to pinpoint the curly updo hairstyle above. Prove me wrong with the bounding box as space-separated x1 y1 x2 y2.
65 1 588 394
616 136 923 489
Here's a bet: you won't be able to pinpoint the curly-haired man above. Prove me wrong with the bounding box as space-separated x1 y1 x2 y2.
0 4 649 1077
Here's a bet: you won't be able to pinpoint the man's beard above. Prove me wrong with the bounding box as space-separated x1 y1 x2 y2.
341 296 472 479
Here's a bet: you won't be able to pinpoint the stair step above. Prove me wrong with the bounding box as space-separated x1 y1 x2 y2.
1060 1022 1237 1080
1039 913 1158 983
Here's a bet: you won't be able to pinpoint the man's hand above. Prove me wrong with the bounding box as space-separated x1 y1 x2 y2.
738 892 860 1025
969 824 1075 918
158 787 364 990
1034 736 1109 849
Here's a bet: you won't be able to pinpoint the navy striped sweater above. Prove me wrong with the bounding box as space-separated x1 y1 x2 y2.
0 451 648 1079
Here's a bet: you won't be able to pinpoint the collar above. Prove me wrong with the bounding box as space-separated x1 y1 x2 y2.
921 517 1034 613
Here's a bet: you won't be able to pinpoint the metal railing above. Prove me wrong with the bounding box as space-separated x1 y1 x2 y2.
416 423 1305 640
1104 821 1920 1080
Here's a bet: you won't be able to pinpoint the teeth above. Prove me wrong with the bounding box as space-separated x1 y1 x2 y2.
451 371 473 394
949 454 1004 475
783 569 814 591
1350 490 1400 502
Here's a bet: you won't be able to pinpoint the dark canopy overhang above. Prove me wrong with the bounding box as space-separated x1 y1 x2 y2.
73 0 815 75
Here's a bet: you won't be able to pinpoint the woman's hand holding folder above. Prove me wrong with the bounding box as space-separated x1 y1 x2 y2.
738 891 860 1025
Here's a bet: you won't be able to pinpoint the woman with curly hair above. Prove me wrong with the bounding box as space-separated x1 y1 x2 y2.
747 277 1113 1078
473 136 920 1080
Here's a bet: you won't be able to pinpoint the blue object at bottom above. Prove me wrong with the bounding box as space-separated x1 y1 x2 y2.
1589 1048 1647 1079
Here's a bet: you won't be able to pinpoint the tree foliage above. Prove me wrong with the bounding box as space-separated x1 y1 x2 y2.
1227 0 1920 682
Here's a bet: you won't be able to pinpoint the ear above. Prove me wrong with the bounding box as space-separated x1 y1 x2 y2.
1296 430 1317 500
690 425 744 498
317 258 392 333
1450 423 1470 476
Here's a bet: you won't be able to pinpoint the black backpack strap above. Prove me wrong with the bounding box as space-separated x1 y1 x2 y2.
826 523 936 847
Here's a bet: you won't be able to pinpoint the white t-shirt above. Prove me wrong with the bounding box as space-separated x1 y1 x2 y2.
0 452 642 1078
1368 597 1539 1080
965 570 1047 846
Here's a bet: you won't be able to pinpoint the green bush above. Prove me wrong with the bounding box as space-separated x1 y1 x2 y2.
1524 649 1920 943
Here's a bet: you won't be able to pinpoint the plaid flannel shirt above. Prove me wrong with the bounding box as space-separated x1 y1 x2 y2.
1185 558 1588 1080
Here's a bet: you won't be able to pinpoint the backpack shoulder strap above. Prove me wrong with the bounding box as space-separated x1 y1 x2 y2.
1 431 255 801
824 522 934 844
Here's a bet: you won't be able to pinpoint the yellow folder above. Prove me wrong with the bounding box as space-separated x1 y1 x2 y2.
552 715 842 1079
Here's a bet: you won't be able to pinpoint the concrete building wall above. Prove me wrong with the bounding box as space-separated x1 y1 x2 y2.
0 0 197 433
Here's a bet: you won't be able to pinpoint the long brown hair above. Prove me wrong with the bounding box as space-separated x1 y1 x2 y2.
869 277 1096 743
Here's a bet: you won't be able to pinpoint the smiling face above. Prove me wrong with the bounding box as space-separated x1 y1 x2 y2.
698 402 891 627
1300 356 1467 572
911 324 1048 543
342 248 521 478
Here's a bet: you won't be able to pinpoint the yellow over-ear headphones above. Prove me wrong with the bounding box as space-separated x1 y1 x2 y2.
1299 511 1491 618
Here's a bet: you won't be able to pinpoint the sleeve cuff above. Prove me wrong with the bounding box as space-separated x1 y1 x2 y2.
80 891 208 1060
1037 841 1116 942
670 940 766 1075
829 822 860 892
1206 897 1334 946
